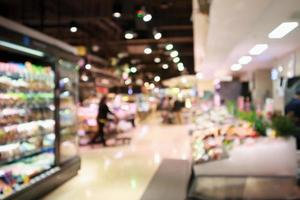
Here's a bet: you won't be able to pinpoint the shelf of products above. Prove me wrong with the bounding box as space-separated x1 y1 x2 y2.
0 61 56 198
0 152 55 199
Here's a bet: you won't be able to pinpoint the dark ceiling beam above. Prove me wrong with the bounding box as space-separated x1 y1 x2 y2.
93 21 113 36
127 51 193 57
157 25 192 31
21 15 191 27
87 54 108 66
102 18 122 38
179 52 194 56
108 36 193 46
21 17 106 25
23 17 120 41
24 18 114 33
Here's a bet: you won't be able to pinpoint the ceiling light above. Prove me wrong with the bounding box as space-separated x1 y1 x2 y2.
196 72 203 80
130 67 137 73
125 79 132 85
178 65 184 71
144 47 152 54
268 22 299 39
173 57 180 63
92 45 99 52
249 44 268 55
144 82 150 87
231 64 242 71
122 72 129 80
85 64 92 70
113 12 121 18
113 2 122 18
81 74 89 82
165 44 173 51
154 32 162 40
149 83 155 89
154 57 161 63
143 13 152 22
70 27 77 33
162 64 169 69
238 56 252 65
154 75 160 82
136 79 143 85
70 21 77 33
278 66 283 72
177 62 184 68
0 40 45 57
124 31 134 39
170 50 179 58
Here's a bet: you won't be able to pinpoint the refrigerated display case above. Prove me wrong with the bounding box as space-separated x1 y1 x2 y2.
0 16 80 200
58 60 79 163
0 61 56 199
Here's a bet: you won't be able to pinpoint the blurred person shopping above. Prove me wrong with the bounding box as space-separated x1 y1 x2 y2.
91 96 117 146
161 97 173 123
172 99 183 124
285 87 300 126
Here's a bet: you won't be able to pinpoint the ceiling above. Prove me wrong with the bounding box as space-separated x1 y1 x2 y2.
203 0 300 79
0 0 195 84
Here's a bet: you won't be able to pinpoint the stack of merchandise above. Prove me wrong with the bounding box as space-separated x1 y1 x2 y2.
192 107 258 164
78 98 99 145
0 61 56 198
0 153 54 198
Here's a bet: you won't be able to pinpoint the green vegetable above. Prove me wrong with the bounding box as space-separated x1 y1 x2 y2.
271 116 298 137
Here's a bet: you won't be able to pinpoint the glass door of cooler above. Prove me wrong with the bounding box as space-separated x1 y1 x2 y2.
57 60 79 163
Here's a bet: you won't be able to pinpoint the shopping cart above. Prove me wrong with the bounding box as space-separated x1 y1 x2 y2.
104 117 132 146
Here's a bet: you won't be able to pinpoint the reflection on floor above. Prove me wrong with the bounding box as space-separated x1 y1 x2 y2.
43 116 191 200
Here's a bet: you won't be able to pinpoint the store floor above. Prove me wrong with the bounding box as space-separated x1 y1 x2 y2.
43 115 191 200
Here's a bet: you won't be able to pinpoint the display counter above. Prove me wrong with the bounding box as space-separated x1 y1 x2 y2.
188 175 300 199
191 107 297 176
187 106 300 199
141 159 300 200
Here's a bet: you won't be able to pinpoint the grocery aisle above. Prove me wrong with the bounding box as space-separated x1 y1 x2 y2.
43 115 191 200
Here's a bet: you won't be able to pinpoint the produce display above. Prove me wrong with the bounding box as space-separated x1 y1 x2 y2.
192 107 258 164
0 61 55 198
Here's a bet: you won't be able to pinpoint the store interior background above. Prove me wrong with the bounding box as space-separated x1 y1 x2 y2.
1 0 300 199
